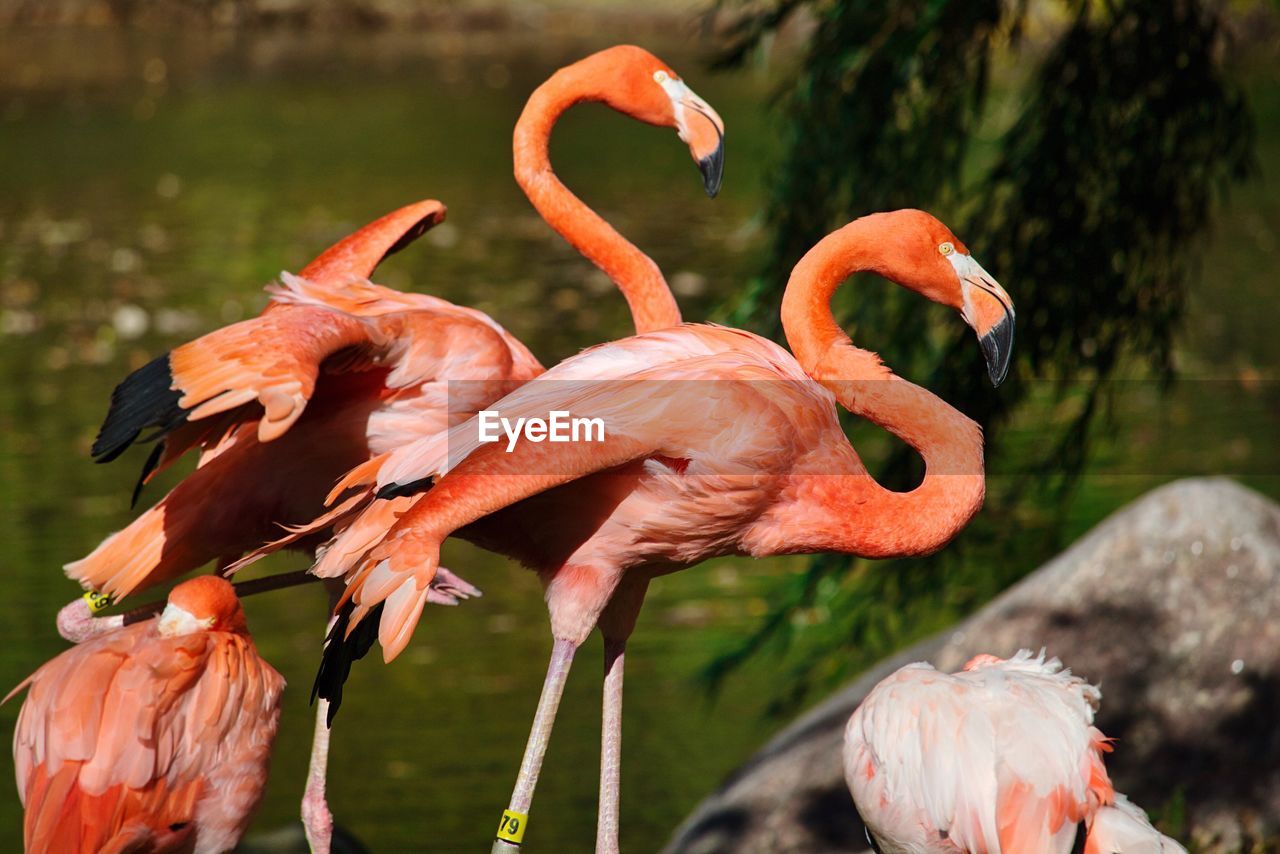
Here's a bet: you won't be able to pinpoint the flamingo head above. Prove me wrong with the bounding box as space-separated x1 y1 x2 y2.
587 45 725 198
872 210 1016 386
158 575 248 637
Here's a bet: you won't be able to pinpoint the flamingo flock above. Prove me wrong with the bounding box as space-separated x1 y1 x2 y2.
4 42 1182 854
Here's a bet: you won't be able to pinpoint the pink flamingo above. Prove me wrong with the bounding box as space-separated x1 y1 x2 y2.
65 199 526 605
7 576 284 853
280 209 1015 850
844 650 1185 853
63 44 724 852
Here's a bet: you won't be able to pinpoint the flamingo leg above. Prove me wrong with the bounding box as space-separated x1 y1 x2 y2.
55 596 123 643
59 555 240 644
596 637 626 854
492 637 578 854
302 587 342 854
302 691 335 854
594 577 647 853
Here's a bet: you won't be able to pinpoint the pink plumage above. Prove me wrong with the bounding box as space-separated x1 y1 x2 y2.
66 200 540 604
8 576 284 854
843 650 1185 854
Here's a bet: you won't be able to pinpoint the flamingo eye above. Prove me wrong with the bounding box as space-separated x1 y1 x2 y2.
938 242 955 256
653 70 671 84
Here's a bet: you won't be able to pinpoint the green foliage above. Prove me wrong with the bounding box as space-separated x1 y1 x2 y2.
1154 787 1189 843
705 0 1255 705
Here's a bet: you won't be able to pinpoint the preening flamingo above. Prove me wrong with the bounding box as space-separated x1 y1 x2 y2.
7 576 284 854
282 209 1014 850
844 650 1185 853
64 44 724 852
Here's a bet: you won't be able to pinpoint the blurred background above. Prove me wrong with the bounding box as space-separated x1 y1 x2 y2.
0 0 1276 850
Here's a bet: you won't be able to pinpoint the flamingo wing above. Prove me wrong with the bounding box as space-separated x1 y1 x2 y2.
845 661 1003 853
68 197 544 599
271 330 747 583
90 199 448 470
67 301 536 599
372 323 812 491
980 654 1113 853
846 651 1114 854
315 328 826 660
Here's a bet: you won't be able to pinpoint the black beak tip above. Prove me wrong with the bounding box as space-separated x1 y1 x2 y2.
698 141 724 199
980 314 1015 387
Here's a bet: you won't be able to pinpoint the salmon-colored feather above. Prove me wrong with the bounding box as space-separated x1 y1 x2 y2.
169 304 371 440
10 577 283 854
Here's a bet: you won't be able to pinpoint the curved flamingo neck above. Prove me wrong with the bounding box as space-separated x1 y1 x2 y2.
514 63 680 335
779 218 986 557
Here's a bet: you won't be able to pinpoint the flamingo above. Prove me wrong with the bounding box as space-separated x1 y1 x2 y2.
62 44 725 852
843 650 1185 853
65 198 522 608
7 576 284 854
277 209 1015 850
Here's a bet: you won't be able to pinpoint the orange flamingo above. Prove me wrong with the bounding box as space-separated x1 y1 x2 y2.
844 650 1184 853
279 209 1014 850
7 576 284 854
63 44 724 852
66 199 525 606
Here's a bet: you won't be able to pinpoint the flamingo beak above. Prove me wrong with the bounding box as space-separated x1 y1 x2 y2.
979 310 1015 387
949 253 1015 386
685 98 725 199
664 80 725 198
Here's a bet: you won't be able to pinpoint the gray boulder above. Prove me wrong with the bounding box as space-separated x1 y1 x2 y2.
665 478 1280 853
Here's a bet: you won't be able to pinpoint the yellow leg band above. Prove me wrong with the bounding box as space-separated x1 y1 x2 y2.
83 591 112 614
496 809 528 844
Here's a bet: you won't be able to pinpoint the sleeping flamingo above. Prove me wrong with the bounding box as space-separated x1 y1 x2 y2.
7 576 284 854
844 650 1185 853
277 209 1015 850
63 44 724 852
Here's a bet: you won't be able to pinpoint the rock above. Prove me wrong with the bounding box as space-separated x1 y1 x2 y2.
664 478 1280 853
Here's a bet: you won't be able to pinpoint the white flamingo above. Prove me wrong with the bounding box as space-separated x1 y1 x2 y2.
844 650 1185 853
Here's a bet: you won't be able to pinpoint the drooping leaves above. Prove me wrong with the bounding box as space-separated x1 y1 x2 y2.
705 0 1255 704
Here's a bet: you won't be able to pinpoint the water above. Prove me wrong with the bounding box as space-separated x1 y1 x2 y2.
1 26 1277 852
0 27 798 852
